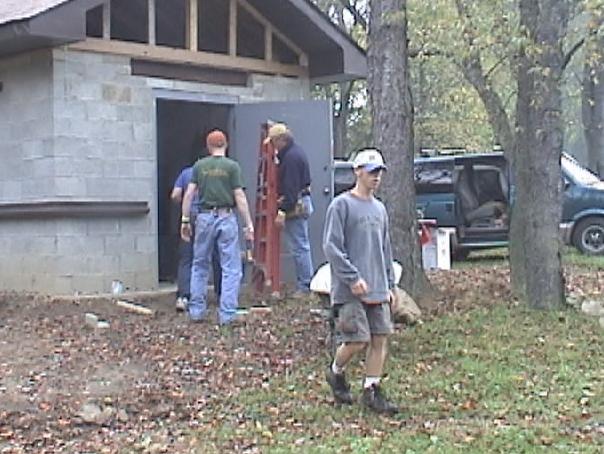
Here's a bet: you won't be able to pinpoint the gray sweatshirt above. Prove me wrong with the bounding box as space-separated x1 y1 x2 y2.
323 191 395 305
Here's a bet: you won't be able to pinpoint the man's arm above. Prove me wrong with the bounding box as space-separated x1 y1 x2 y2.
170 186 183 204
180 182 197 242
234 188 254 241
323 201 361 286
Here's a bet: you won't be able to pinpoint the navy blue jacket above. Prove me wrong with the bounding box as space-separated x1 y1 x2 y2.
277 141 311 212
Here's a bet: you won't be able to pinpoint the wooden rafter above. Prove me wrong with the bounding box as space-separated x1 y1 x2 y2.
229 0 237 56
186 0 198 51
148 0 155 45
237 0 307 66
102 0 110 40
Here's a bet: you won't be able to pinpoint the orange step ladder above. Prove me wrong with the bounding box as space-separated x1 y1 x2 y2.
251 124 281 295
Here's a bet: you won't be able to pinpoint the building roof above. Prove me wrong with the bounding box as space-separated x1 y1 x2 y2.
0 0 71 26
0 0 366 81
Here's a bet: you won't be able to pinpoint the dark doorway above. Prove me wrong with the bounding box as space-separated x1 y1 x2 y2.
156 99 230 282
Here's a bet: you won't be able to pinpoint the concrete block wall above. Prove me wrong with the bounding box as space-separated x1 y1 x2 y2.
0 50 55 203
0 46 310 295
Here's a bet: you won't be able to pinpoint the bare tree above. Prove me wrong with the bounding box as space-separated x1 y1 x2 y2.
582 10 604 176
368 0 432 301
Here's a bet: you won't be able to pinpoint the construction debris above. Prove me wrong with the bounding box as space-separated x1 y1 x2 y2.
115 300 154 316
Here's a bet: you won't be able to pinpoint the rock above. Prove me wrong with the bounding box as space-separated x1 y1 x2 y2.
79 402 102 424
78 402 113 425
391 286 421 324
581 300 604 317
84 313 99 328
96 320 110 329
117 409 129 422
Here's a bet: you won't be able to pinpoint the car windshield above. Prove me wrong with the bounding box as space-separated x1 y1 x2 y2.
562 156 600 185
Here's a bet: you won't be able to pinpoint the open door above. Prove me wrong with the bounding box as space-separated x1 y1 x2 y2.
229 100 333 284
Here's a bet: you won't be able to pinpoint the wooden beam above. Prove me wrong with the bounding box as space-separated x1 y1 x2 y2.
237 0 308 67
265 25 272 62
186 0 198 51
148 0 156 45
102 0 110 40
229 0 237 56
69 38 308 78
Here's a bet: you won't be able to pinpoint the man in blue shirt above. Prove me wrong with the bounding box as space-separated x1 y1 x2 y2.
171 166 221 311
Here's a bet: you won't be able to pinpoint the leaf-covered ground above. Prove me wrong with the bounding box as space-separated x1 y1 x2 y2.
0 261 602 453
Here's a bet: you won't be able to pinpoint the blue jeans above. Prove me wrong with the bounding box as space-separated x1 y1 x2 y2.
284 195 314 293
189 211 242 324
177 222 221 299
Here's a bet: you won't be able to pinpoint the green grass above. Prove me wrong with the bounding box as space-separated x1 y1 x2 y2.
454 246 604 270
190 304 603 452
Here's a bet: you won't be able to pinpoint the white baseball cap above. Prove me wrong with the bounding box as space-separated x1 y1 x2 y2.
352 148 387 172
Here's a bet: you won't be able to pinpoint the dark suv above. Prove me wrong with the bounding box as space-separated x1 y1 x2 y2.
333 152 604 257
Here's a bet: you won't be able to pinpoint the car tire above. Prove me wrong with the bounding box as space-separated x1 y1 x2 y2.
572 216 604 255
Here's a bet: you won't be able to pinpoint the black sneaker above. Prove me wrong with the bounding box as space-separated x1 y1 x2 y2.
325 367 353 404
361 384 399 415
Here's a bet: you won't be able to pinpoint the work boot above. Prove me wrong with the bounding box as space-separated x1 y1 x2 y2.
325 367 353 404
361 384 399 415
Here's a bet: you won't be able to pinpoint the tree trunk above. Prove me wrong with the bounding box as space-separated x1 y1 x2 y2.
512 0 567 309
368 0 432 302
582 14 604 177
333 81 354 158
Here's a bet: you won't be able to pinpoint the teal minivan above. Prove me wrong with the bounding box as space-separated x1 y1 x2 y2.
333 152 604 258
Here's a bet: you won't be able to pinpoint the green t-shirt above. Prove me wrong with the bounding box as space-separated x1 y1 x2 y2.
192 156 244 209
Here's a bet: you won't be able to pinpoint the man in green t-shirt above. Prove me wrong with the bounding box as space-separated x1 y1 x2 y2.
181 130 254 325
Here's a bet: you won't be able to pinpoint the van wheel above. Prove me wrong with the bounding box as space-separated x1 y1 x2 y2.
451 248 470 261
573 217 604 255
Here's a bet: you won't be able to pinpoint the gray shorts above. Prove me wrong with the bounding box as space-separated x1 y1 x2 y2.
334 300 393 343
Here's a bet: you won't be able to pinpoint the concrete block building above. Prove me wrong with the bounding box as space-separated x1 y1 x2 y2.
0 0 365 294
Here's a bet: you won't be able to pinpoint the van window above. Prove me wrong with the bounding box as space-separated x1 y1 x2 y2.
414 160 454 194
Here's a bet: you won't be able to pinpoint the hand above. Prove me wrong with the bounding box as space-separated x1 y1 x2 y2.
274 210 286 228
389 289 396 305
180 223 192 242
350 278 368 296
244 226 254 242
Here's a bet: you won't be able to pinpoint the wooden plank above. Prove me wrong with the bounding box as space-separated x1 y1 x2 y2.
229 0 237 56
69 38 308 77
238 0 308 66
102 0 110 40
186 0 198 51
148 0 156 45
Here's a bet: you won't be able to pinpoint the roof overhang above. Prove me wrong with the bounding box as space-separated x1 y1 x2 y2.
0 0 366 82
246 0 367 82
0 0 103 57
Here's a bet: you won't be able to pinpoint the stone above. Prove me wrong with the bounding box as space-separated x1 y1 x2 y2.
84 313 99 328
391 286 422 324
581 300 604 317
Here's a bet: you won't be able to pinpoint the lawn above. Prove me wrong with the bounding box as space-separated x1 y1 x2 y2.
190 300 603 453
0 255 602 453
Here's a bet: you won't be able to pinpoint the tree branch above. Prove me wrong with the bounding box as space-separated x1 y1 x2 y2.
337 0 367 29
561 38 585 72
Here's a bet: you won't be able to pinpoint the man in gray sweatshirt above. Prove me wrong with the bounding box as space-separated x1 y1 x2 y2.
323 148 398 415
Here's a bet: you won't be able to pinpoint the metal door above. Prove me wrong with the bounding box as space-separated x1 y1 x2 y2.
230 101 333 284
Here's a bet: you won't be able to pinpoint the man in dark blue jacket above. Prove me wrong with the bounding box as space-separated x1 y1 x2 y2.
266 123 314 295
